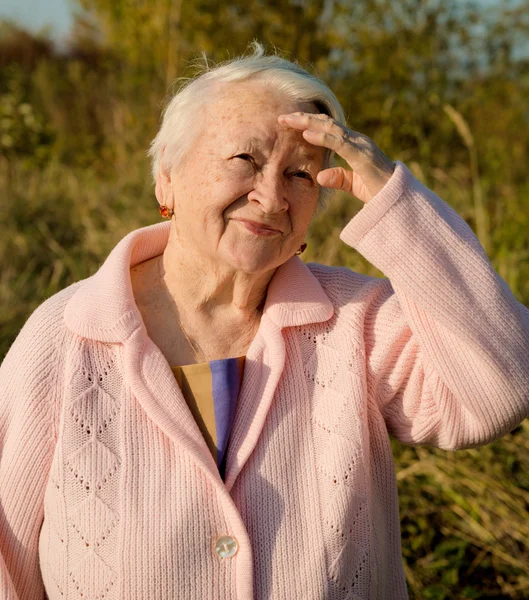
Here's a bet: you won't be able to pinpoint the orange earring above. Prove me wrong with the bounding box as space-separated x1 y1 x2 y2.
158 205 174 219
295 243 307 255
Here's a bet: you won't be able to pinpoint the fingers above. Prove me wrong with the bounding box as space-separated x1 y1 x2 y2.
316 167 353 193
301 128 345 154
278 112 336 130
278 112 342 141
278 112 369 168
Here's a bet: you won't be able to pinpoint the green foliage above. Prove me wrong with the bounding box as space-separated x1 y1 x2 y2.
0 81 55 165
1 0 529 596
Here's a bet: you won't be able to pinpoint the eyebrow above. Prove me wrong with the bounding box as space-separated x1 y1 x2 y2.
297 150 319 162
228 136 321 163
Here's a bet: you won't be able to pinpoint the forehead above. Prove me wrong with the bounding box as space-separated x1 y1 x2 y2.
211 80 317 116
203 81 323 155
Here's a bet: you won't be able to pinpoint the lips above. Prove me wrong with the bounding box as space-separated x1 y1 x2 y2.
232 218 282 235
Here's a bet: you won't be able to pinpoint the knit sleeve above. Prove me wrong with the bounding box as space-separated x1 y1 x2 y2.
0 290 71 599
340 160 529 450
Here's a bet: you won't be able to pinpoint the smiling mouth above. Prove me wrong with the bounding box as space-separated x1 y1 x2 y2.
231 218 282 236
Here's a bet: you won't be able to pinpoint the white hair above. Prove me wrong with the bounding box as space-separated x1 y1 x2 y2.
147 41 346 209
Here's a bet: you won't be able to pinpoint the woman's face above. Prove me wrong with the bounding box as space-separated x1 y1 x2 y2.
165 81 326 274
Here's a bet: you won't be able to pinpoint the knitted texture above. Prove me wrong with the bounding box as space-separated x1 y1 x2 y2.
1 160 529 599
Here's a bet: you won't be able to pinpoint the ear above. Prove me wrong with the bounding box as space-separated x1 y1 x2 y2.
154 146 172 208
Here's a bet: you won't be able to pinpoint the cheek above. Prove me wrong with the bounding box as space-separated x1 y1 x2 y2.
290 192 318 232
176 175 243 222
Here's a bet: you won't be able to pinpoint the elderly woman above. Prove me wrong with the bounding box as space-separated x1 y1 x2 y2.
1 44 529 600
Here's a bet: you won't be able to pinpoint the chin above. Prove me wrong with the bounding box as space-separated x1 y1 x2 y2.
222 247 284 275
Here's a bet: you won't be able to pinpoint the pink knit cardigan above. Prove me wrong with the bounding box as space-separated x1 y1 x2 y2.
1 160 529 600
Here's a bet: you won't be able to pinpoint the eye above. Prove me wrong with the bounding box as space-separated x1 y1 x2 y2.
235 154 253 162
293 171 313 181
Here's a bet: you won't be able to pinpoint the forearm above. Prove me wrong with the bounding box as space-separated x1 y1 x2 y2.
341 161 529 448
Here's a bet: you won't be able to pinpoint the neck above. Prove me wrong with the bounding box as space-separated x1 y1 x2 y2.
160 225 275 319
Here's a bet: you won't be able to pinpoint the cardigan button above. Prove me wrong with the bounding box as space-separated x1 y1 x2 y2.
214 535 239 558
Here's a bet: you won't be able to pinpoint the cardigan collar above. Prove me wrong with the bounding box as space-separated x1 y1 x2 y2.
64 221 334 343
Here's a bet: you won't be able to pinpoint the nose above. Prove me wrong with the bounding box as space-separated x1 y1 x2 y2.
247 168 289 214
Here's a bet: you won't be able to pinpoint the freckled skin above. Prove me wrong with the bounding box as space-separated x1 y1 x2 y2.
169 81 325 275
136 81 395 364
135 81 327 365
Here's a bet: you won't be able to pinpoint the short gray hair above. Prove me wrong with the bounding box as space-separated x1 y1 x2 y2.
147 41 346 209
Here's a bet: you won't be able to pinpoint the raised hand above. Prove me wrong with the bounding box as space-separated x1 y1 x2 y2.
278 112 396 204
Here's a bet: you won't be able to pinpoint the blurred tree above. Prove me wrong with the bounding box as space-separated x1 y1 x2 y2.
71 0 528 171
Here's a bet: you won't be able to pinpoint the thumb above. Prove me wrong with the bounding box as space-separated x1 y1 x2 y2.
316 167 353 193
